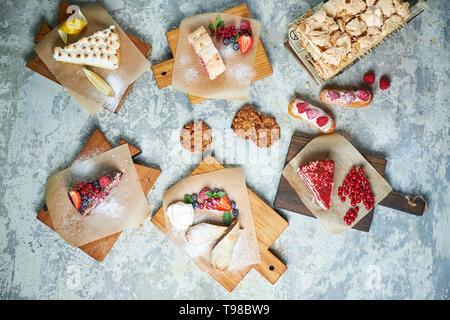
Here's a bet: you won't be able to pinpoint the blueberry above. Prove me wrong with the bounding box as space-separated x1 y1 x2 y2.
230 201 236 209
82 194 88 201
192 201 199 209
223 38 230 45
233 43 240 50
232 209 239 216
191 193 198 202
213 188 220 194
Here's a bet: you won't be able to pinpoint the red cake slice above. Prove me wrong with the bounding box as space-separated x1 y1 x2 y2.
297 160 334 210
68 171 123 216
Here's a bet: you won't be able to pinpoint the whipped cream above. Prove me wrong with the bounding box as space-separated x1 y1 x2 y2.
166 201 194 230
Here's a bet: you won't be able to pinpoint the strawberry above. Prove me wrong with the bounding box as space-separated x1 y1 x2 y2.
379 77 390 90
363 73 375 84
316 116 329 127
296 102 310 113
237 35 253 54
198 187 210 203
69 190 81 210
306 109 320 120
99 176 111 188
216 195 232 211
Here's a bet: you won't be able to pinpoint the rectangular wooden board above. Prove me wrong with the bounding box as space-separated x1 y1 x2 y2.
151 155 288 292
25 2 152 114
37 129 161 261
151 3 273 104
274 134 426 232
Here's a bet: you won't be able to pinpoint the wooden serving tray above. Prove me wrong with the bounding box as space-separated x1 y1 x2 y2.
37 128 161 261
151 3 273 104
25 2 152 114
274 134 426 232
151 155 288 292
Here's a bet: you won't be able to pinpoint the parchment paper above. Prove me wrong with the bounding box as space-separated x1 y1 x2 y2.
282 133 392 234
35 4 151 113
172 13 261 100
45 144 150 247
162 167 261 274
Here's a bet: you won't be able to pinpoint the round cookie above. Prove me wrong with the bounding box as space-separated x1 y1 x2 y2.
180 121 212 152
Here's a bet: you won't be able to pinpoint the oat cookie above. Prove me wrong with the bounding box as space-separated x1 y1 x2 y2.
180 121 212 152
231 106 280 148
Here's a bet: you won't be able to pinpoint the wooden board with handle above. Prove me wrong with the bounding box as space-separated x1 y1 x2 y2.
151 155 288 292
151 3 272 104
25 2 152 114
274 134 426 232
37 128 161 261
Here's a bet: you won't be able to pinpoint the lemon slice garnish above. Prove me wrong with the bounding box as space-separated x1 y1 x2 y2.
57 9 87 43
83 68 113 96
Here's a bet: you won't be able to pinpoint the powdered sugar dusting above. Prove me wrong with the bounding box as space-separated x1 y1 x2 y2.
225 63 255 84
183 67 199 82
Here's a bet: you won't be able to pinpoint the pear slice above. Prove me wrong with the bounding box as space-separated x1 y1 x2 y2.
211 219 240 271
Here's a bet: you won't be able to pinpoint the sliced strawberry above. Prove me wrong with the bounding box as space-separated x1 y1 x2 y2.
306 109 320 120
327 90 340 101
99 176 111 188
238 35 253 54
216 195 232 211
316 116 329 127
198 187 210 203
69 190 81 210
296 102 310 113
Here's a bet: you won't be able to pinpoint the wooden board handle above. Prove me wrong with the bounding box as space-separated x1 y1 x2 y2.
253 249 287 285
379 191 427 216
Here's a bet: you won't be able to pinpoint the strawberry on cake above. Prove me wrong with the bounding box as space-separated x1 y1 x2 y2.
297 160 334 210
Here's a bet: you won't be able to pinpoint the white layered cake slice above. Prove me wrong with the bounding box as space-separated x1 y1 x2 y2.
53 25 120 70
187 26 226 80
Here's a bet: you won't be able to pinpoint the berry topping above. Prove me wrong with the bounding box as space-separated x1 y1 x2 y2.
198 187 210 203
316 116 329 127
190 193 198 202
296 102 310 113
344 92 356 104
216 195 232 211
306 109 320 120
99 176 111 188
232 209 239 217
237 35 253 54
223 38 230 45
363 73 375 84
356 90 370 102
232 43 240 50
240 20 251 32
327 90 340 101
69 190 82 210
192 201 199 209
380 77 390 90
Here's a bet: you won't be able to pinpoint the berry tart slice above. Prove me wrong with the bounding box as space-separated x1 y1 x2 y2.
68 171 122 216
297 160 334 210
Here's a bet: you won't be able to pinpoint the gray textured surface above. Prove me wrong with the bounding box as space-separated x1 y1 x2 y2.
0 0 449 299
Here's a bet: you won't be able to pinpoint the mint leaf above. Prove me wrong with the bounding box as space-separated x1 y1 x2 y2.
216 191 226 198
208 23 215 32
215 16 222 27
222 211 232 226
205 191 214 198
217 20 224 29
184 194 194 203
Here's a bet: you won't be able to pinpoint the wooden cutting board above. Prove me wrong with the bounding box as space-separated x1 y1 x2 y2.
151 155 288 292
151 3 273 104
25 2 152 114
37 128 161 261
274 134 426 232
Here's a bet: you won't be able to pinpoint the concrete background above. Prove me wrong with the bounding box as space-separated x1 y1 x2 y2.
0 0 448 299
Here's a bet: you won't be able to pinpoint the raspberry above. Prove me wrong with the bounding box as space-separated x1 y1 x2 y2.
99 176 111 188
356 90 370 101
379 77 390 90
327 90 340 101
296 102 310 113
363 73 375 84
306 109 320 120
316 116 329 127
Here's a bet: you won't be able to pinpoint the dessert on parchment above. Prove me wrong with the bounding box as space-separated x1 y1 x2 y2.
53 25 120 70
188 26 226 80
294 0 410 80
297 160 335 210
